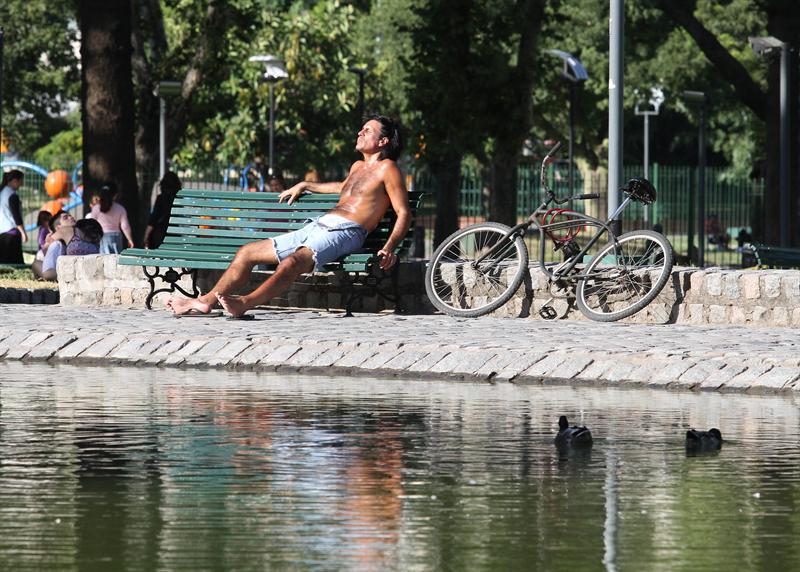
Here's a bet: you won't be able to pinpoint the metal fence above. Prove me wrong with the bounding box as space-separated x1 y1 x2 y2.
412 162 764 268
4 157 763 268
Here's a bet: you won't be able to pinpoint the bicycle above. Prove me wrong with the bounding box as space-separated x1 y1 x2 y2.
424 141 674 322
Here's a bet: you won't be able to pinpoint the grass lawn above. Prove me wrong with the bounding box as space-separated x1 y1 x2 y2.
0 267 58 290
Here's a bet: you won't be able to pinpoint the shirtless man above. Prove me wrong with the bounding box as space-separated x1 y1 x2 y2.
167 114 410 318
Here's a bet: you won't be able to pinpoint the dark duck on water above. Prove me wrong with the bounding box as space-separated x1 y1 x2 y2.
685 428 723 451
554 415 593 447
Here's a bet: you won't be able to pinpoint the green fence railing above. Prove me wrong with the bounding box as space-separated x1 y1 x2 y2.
413 163 764 268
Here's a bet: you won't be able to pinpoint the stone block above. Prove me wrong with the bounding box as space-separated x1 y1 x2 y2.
742 274 760 299
258 344 303 366
773 307 789 327
705 273 722 296
723 273 740 299
308 347 350 367
79 333 128 360
25 333 78 360
708 305 728 324
782 275 800 302
141 338 190 364
4 332 53 360
54 334 106 359
730 306 747 325
120 288 134 306
57 256 76 283
688 304 705 324
695 364 747 390
429 350 498 375
762 274 781 298
751 367 800 390
723 365 774 390
689 271 705 294
751 306 768 323
162 339 212 365
206 340 253 366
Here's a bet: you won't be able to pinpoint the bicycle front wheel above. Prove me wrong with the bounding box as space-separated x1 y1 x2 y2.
575 230 673 322
425 222 529 318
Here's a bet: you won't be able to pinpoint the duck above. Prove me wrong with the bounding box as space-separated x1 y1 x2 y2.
554 415 593 447
685 428 723 451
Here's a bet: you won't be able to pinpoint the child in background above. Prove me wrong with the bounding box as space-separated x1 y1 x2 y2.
84 191 101 219
90 183 134 253
35 211 52 254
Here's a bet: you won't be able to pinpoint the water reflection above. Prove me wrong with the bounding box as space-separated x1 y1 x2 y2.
0 362 799 571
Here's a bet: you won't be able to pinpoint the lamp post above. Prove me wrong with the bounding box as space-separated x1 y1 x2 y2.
348 65 368 123
249 55 288 177
547 50 588 197
1 28 5 156
684 90 707 268
634 87 664 225
608 0 624 237
153 80 182 180
749 36 793 247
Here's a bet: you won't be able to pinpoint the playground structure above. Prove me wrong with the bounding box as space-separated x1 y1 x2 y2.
0 160 84 252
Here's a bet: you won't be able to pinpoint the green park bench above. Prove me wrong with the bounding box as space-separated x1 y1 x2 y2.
118 188 422 314
743 243 800 269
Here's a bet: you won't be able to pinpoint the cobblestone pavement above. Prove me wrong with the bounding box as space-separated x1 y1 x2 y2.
1 304 798 394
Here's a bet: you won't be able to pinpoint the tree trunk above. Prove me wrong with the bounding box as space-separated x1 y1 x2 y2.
79 0 140 241
489 147 520 226
485 0 545 226
431 151 464 247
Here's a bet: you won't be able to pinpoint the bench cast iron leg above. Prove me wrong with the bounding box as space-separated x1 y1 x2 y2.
142 266 199 310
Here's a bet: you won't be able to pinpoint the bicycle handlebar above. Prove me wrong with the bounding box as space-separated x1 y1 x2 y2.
544 141 562 162
539 141 599 205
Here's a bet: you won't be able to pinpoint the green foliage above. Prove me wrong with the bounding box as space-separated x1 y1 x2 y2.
166 0 367 178
0 0 80 157
32 112 81 169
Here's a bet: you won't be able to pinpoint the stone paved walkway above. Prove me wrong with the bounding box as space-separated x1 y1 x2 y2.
1 304 798 394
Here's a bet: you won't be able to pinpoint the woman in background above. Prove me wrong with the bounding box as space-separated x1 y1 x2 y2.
0 170 28 263
144 171 182 249
91 183 134 253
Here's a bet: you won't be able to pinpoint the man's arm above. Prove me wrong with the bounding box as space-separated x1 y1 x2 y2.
279 181 342 204
377 163 411 270
279 161 362 204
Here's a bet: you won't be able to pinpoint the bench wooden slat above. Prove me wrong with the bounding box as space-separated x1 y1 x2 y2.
168 216 310 231
173 198 338 211
171 206 330 219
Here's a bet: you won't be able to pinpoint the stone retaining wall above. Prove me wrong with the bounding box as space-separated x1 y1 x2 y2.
57 254 432 314
57 254 800 327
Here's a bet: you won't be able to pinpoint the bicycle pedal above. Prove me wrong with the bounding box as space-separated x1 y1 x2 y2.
539 305 558 320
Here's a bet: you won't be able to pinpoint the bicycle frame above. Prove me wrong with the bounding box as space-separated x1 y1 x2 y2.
472 143 637 283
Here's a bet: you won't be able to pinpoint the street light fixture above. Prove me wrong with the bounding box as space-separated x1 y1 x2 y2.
249 54 288 177
634 86 664 225
348 65 368 123
749 36 792 247
547 49 588 197
683 90 707 267
152 80 182 180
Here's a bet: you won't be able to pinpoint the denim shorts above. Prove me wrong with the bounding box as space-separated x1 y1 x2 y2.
272 214 368 271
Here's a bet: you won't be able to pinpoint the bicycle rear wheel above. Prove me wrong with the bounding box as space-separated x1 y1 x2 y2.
425 222 528 318
575 230 673 322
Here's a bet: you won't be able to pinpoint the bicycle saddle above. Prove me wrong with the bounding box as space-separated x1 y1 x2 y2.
623 177 657 205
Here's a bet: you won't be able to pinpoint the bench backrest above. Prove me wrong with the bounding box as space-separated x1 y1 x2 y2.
160 188 422 262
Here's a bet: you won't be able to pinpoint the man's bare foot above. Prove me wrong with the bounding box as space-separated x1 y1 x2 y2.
215 292 250 318
167 296 214 316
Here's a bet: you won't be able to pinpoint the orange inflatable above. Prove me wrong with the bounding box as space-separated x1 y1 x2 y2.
45 169 71 198
42 198 68 216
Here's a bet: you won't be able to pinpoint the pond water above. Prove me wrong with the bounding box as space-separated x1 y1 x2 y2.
1 362 799 572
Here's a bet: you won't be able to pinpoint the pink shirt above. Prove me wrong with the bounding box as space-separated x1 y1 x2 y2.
90 202 132 236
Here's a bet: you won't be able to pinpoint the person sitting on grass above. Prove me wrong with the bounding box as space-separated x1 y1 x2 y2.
166 114 410 318
33 211 103 281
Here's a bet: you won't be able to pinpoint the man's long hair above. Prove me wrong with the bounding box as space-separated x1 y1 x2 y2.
366 114 403 161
